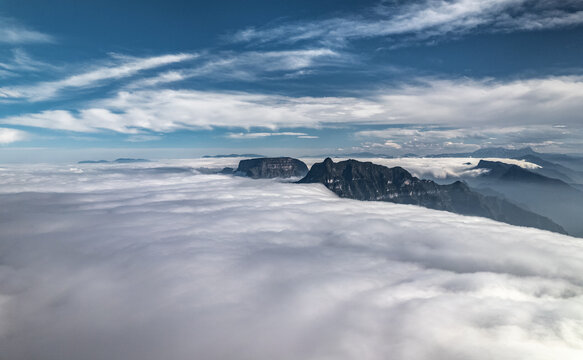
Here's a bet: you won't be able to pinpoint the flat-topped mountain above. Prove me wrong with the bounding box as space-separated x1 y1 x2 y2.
236 157 308 179
78 158 150 164
299 158 566 234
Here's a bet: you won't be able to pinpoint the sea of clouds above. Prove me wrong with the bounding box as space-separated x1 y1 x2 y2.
0 160 582 360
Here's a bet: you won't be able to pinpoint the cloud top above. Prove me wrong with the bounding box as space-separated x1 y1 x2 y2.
0 162 582 359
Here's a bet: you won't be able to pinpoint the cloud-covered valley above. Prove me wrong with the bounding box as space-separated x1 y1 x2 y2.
1 161 582 360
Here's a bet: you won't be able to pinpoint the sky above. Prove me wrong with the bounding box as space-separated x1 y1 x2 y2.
1 160 582 359
1 0 583 161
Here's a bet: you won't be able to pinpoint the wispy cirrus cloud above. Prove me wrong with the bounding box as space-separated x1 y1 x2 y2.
0 16 54 44
0 49 56 78
0 53 197 101
128 49 341 88
0 49 337 101
232 0 583 47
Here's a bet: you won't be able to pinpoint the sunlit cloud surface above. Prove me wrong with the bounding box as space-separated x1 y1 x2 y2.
0 161 582 360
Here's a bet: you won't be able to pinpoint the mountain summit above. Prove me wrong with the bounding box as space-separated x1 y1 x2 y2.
236 157 308 179
299 158 566 234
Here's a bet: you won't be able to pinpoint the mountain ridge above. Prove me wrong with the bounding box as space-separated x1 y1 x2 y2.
298 158 566 234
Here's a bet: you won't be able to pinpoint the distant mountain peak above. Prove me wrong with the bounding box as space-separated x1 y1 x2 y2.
475 160 569 186
78 158 150 164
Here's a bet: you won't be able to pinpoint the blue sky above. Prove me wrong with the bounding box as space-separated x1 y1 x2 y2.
1 0 583 161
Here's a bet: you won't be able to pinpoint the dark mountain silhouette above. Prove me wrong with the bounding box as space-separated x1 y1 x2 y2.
78 160 109 164
512 154 583 184
466 160 583 237
298 158 566 234
236 157 308 179
78 158 150 164
113 158 150 163
430 147 583 176
474 160 570 187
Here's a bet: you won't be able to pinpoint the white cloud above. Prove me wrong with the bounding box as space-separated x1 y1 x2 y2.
382 140 402 149
355 124 579 153
227 132 313 139
0 161 582 359
374 76 583 127
0 49 56 77
128 49 341 88
126 134 162 142
0 128 27 144
0 89 384 133
297 135 319 139
358 128 469 139
2 76 583 152
233 0 583 47
127 70 187 88
0 16 54 44
0 53 197 101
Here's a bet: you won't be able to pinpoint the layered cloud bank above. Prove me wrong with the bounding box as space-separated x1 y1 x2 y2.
2 76 582 155
0 161 582 359
3 76 583 133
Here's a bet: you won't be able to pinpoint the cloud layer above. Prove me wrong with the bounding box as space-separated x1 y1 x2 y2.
0 161 582 359
2 76 582 153
0 89 385 133
1 1 582 154
233 0 583 47
355 124 580 153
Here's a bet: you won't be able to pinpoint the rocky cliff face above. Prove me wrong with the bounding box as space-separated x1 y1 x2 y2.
299 158 566 234
236 157 309 179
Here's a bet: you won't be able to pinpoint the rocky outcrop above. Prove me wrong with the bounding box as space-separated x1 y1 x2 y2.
236 157 308 179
